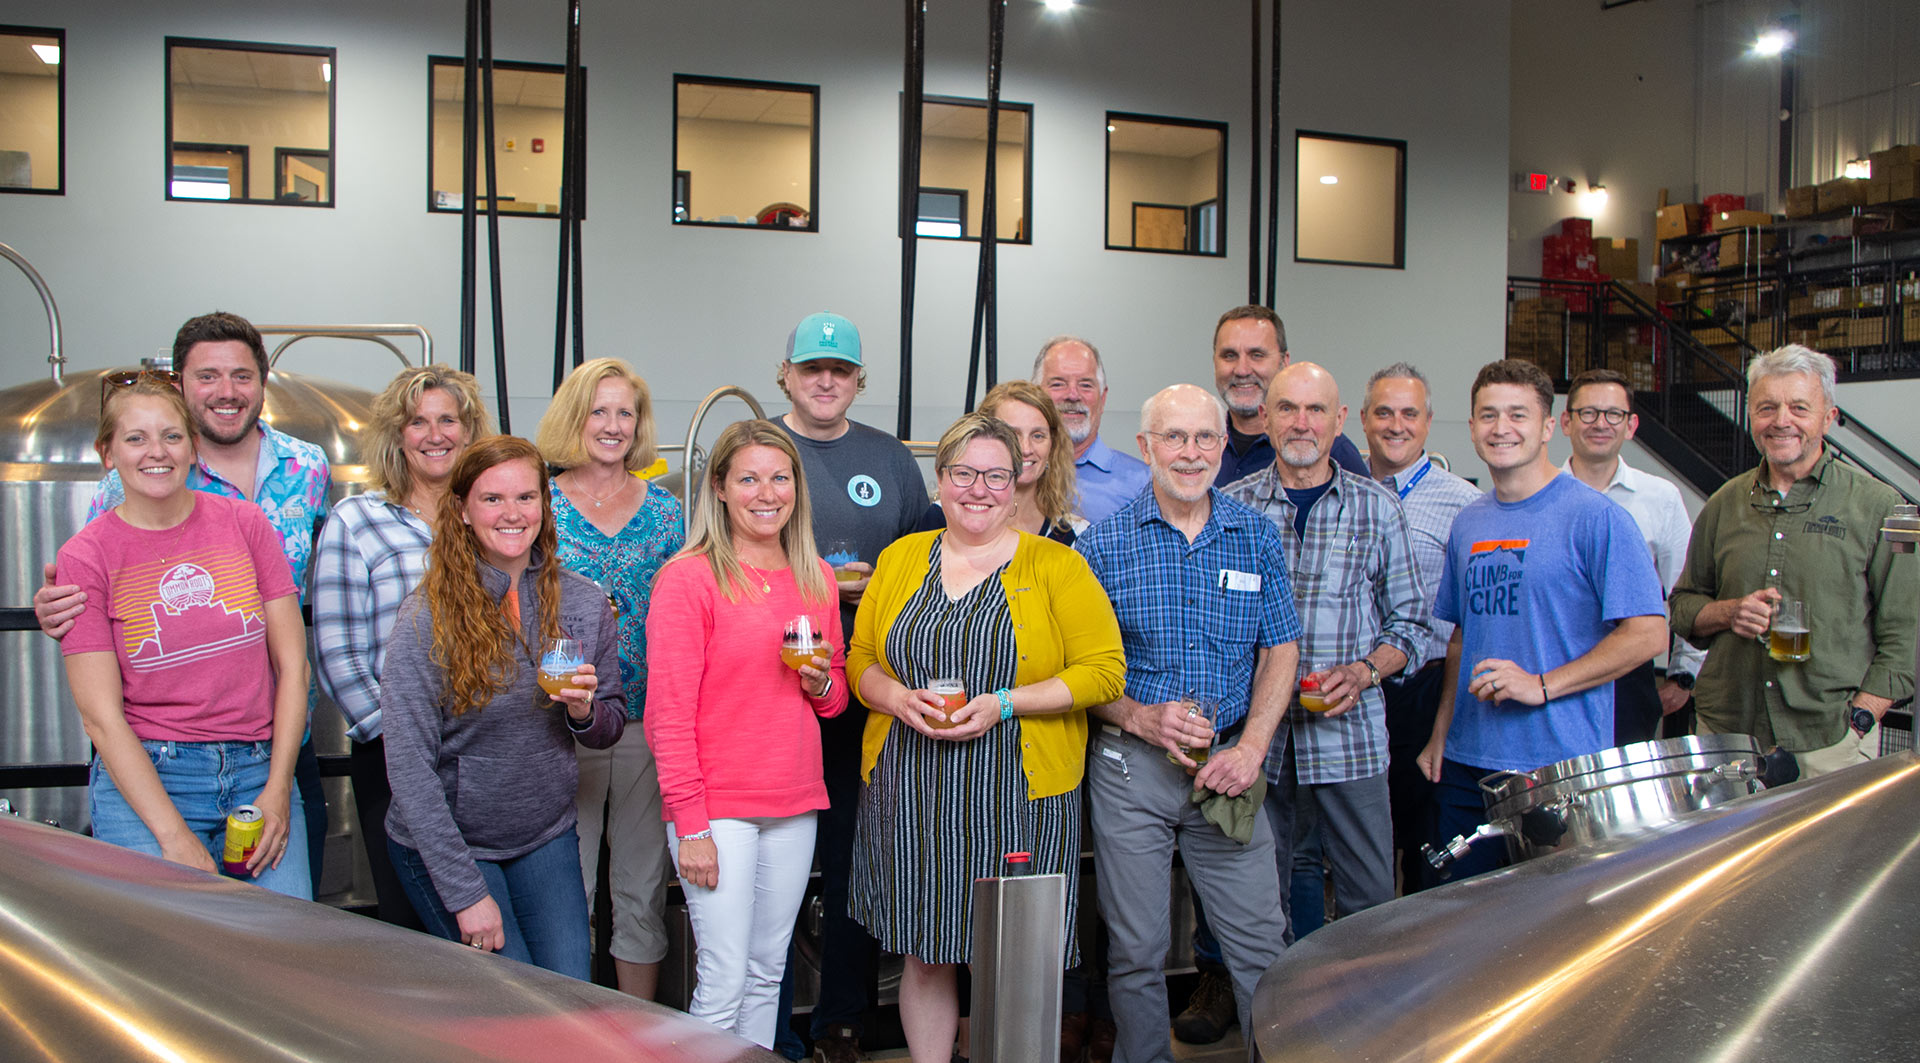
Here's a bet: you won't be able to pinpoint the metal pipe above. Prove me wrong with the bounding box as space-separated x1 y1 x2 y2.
898 0 927 439
458 0 480 376
965 0 1008 411
0 240 64 384
679 386 768 524
260 324 434 369
1246 0 1262 302
480 0 510 433
1263 0 1282 308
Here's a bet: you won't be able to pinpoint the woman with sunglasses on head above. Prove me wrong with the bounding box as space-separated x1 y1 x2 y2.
644 419 847 1048
311 364 492 927
57 375 311 896
379 435 625 974
535 358 684 999
848 413 1124 1063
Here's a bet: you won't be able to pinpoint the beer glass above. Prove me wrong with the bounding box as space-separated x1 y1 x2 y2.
781 616 831 671
538 638 585 697
1166 693 1220 772
1769 598 1810 662
824 539 862 584
927 677 966 730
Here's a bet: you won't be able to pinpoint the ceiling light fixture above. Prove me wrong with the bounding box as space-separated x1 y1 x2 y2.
1843 158 1870 180
1319 175 1338 185
321 61 331 83
1752 28 1792 56
1043 0 1075 11
30 43 59 65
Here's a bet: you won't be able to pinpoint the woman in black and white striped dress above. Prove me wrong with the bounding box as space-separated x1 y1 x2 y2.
847 414 1125 1063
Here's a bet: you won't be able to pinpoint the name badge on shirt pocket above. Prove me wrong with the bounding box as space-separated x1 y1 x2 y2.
1219 569 1261 592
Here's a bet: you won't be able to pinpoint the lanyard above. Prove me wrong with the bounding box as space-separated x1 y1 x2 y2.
1395 458 1432 500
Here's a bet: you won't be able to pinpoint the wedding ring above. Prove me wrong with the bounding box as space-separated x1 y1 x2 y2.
1490 680 1500 692
470 939 485 949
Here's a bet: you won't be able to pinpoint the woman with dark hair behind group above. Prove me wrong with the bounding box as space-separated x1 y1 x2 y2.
849 413 1124 1063
379 435 625 975
537 357 685 998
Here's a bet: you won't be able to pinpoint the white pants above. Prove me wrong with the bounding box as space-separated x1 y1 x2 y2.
668 813 817 1048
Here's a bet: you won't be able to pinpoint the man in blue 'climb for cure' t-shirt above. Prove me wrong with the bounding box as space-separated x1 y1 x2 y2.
1417 358 1668 882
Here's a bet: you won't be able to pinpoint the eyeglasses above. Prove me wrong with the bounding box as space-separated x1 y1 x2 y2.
1749 476 1821 516
1143 429 1226 451
942 464 1015 490
99 368 182 410
1570 407 1630 425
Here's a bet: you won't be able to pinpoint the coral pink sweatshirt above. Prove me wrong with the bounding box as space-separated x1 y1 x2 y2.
644 555 847 835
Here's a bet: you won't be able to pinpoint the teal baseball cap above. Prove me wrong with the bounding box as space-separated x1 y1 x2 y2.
786 311 863 367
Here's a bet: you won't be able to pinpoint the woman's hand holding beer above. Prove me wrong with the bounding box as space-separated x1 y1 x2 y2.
247 781 294 874
678 835 720 890
938 693 1004 741
552 663 599 721
883 686 952 737
797 654 832 699
455 895 506 952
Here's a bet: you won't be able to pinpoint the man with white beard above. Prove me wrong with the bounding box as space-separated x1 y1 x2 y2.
1034 335 1149 527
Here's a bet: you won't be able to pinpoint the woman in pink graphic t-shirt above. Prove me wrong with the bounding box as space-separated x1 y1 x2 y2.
55 374 311 899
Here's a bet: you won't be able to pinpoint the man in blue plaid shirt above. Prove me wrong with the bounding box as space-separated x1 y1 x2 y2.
1223 362 1431 929
1077 384 1301 1063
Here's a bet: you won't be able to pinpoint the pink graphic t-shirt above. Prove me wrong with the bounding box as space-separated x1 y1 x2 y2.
58 493 298 742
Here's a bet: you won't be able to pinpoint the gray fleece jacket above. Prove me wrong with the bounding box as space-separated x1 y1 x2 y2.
380 553 624 912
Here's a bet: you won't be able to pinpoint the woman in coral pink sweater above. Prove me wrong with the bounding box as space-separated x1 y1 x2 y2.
644 419 847 1048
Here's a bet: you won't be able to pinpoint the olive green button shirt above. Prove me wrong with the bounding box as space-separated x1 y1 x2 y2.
1670 449 1917 752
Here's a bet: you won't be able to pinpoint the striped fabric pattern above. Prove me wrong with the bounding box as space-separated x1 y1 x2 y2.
849 536 1081 965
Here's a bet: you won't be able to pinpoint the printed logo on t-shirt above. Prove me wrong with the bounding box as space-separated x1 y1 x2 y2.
1465 538 1528 617
115 558 267 672
847 474 882 507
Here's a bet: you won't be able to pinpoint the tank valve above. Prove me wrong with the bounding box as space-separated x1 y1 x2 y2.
1422 822 1511 873
1881 504 1920 554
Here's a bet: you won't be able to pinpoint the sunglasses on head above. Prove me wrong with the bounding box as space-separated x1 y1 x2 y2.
99 368 182 411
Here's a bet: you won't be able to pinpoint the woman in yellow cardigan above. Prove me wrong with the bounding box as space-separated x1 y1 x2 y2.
847 413 1124 1063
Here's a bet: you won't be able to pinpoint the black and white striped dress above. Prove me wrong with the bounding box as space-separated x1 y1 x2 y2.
849 536 1081 965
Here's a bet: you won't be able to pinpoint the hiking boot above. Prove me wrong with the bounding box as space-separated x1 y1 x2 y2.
1171 969 1236 1044
1060 1010 1089 1063
1087 1016 1116 1063
812 1024 863 1063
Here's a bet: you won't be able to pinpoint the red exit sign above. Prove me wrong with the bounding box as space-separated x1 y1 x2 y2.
1514 171 1552 194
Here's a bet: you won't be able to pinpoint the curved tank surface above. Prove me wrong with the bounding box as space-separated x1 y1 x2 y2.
0 367 376 834
0 812 781 1062
1253 753 1920 1063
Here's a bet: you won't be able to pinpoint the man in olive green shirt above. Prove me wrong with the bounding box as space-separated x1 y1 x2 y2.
1669 346 1917 777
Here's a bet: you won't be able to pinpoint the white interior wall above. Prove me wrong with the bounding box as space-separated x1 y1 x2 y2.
675 116 812 223
429 99 568 211
1506 0 1695 278
917 131 1026 241
0 71 59 188
0 0 1509 481
171 84 330 202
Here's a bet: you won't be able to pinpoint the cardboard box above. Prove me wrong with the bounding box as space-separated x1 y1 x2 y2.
1852 318 1886 348
1656 203 1702 242
1869 145 1920 172
1703 193 1747 218
1818 178 1868 213
1888 162 1920 202
1593 237 1641 280
1904 302 1920 340
1656 273 1698 304
1713 209 1775 230
1813 287 1850 311
1786 185 1819 218
1613 280 1657 306
1559 218 1593 241
1865 175 1894 205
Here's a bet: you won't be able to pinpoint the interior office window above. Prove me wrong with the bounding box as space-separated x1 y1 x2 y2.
428 57 581 217
166 38 335 206
0 25 64 193
1295 131 1405 269
908 96 1031 242
1105 112 1226 255
915 187 967 238
674 74 817 231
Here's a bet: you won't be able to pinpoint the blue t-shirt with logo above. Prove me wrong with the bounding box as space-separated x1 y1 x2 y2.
1434 473 1665 773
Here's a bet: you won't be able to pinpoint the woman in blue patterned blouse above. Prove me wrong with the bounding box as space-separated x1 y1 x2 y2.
536 358 685 998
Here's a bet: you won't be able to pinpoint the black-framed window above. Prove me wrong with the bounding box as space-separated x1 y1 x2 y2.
427 56 584 218
905 95 1032 243
915 187 968 238
673 74 818 232
1105 111 1226 256
0 25 64 194
1295 130 1406 269
165 37 334 206
275 147 329 203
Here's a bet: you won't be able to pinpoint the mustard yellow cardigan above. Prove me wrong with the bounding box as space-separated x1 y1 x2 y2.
849 530 1125 800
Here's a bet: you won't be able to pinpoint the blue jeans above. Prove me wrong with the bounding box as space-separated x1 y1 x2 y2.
389 827 591 980
89 739 311 900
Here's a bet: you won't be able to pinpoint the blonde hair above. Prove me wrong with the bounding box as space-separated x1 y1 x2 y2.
676 420 831 605
536 358 659 471
95 375 196 461
362 365 494 499
978 380 1077 527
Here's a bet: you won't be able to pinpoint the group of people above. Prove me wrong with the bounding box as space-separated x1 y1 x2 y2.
38 303 1913 1063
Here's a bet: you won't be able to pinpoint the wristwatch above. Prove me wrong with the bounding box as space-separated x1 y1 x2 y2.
1669 672 1695 691
1850 705 1876 737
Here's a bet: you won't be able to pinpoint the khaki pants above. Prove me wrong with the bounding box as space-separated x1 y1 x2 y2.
1696 720 1872 780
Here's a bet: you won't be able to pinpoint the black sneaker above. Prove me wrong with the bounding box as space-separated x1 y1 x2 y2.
1171 969 1236 1044
812 1024 863 1063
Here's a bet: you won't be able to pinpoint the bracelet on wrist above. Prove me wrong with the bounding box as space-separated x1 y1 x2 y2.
678 829 713 842
1539 674 1550 702
996 688 1015 721
809 675 833 699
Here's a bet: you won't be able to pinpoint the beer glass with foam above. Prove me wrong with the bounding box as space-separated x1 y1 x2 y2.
1769 598 1810 662
538 638 585 697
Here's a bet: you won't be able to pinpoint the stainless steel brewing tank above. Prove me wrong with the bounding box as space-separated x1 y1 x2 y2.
0 368 376 833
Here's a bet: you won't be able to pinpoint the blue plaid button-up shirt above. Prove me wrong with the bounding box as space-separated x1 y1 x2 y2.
1224 462 1432 783
1076 487 1301 730
309 492 433 742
